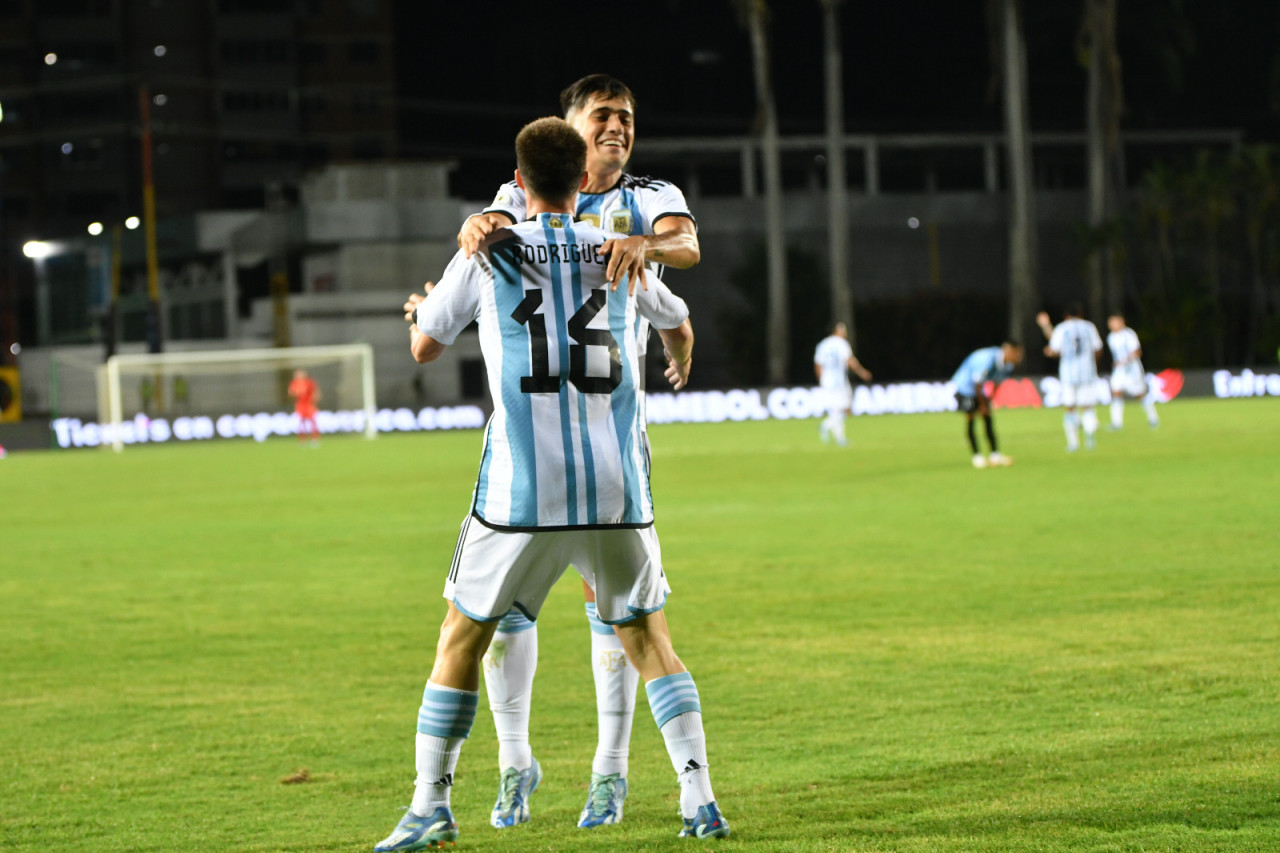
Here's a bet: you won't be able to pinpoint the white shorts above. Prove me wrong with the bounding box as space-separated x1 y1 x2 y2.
1060 381 1100 408
1110 365 1147 397
444 514 670 625
822 385 852 415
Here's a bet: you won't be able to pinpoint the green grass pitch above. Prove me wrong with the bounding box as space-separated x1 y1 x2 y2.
2 397 1278 852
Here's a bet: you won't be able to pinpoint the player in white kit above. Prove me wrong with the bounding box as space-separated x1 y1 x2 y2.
813 322 873 446
456 75 701 831
373 118 727 851
1106 314 1160 429
1037 305 1104 452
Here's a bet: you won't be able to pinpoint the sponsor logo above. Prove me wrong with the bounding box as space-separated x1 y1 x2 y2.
579 213 601 227
1153 369 1185 401
49 405 487 449
990 378 1043 409
1212 368 1280 398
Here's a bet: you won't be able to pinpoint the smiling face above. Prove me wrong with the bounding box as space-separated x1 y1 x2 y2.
566 92 634 179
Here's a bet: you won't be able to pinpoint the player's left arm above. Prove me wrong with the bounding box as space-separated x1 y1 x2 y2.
602 216 700 296
847 354 873 383
658 320 694 390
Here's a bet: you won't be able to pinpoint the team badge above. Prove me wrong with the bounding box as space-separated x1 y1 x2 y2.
492 190 510 205
610 210 633 233
548 217 563 228
579 213 601 227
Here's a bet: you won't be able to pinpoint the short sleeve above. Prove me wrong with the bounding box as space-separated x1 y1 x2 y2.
481 181 526 225
635 276 689 331
416 250 483 345
644 180 696 230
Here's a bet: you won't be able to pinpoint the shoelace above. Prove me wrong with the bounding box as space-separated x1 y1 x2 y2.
586 774 621 816
495 768 523 811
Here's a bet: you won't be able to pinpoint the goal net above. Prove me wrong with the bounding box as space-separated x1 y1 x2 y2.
103 344 376 451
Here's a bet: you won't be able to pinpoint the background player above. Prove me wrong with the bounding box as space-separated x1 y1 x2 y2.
455 73 700 830
950 342 1023 467
373 117 727 851
1037 305 1104 452
1106 314 1160 430
813 321 873 446
287 368 319 445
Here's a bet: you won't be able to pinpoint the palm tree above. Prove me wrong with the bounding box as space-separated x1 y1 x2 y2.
1078 0 1126 319
988 0 1040 347
735 0 790 384
820 0 854 343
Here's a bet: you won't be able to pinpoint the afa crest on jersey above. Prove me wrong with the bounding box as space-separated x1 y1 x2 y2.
610 211 633 233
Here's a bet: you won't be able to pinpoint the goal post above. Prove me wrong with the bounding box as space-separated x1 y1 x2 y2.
104 343 377 452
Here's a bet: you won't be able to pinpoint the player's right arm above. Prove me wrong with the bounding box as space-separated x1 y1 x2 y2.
457 182 525 257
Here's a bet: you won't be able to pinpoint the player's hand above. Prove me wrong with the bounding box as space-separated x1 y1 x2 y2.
1036 311 1051 327
403 282 434 322
457 214 500 258
663 350 691 390
600 235 648 294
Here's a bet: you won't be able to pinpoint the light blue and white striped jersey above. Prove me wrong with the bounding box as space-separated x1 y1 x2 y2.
1107 327 1143 372
417 213 689 531
813 335 853 391
483 173 695 281
1048 318 1103 385
484 173 695 363
951 346 1014 396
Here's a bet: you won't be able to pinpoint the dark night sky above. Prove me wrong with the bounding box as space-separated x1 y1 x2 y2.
394 0 1279 193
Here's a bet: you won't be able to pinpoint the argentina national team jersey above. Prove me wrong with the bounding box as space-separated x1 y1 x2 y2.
1049 318 1103 385
1108 328 1143 373
484 174 695 282
417 213 689 531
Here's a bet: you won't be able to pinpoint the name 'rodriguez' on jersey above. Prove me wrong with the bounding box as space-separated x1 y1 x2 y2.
508 240 605 266
416 213 690 532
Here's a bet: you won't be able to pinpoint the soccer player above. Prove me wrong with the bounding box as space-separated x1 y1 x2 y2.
1037 305 1104 452
455 73 700 830
950 342 1023 468
373 117 728 852
1106 314 1160 430
813 322 873 446
287 369 319 444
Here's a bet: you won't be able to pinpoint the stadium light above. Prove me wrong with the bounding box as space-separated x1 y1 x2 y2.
87 222 104 236
125 216 141 230
22 241 55 259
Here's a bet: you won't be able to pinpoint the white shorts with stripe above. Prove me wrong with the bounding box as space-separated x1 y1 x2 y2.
444 514 671 625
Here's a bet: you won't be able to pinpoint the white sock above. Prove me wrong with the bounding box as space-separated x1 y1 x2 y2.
1111 398 1124 427
412 731 464 815
660 711 716 818
1063 411 1080 448
587 604 635 777
831 414 847 445
1082 407 1098 437
483 612 537 772
1143 393 1159 424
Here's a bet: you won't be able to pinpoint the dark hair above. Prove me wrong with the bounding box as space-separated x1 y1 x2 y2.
515 117 587 203
1002 340 1023 350
559 73 635 117
1065 302 1085 318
